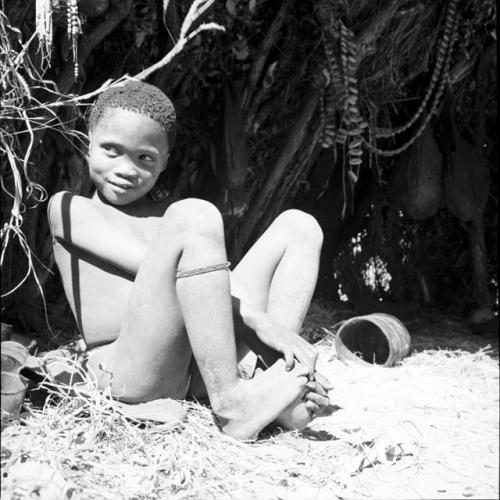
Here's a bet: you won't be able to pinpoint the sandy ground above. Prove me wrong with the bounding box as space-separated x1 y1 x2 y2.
1 310 499 499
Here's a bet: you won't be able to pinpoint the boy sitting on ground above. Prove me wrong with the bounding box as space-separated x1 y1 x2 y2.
48 80 333 440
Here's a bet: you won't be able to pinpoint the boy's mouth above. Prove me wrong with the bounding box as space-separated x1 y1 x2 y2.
107 180 134 190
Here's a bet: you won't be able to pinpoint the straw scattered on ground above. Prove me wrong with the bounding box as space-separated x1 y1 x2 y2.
1 305 498 499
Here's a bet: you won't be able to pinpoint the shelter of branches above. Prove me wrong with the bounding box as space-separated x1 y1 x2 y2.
1 0 497 343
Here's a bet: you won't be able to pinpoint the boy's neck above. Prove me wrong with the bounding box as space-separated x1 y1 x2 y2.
92 190 171 217
93 190 150 210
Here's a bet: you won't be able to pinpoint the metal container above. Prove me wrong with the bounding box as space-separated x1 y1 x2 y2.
1 371 27 419
335 313 411 367
1 341 29 373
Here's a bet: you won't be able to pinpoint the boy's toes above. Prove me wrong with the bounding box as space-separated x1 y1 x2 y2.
305 400 320 417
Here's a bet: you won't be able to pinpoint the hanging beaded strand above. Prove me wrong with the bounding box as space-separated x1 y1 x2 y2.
35 0 53 66
67 0 81 81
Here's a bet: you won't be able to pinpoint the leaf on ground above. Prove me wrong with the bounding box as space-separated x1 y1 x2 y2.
113 398 187 426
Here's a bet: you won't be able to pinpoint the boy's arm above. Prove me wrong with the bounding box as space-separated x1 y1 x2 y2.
48 191 147 276
230 291 333 395
229 273 320 378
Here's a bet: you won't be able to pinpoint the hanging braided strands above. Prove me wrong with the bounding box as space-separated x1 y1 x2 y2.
316 2 370 185
315 0 344 150
373 0 458 139
364 0 459 157
319 36 343 148
336 21 368 183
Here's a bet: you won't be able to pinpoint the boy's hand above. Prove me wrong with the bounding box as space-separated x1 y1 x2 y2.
254 316 318 377
314 371 333 392
304 372 335 417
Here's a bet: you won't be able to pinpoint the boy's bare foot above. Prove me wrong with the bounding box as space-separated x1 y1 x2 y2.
274 396 314 430
214 359 309 440
275 376 335 430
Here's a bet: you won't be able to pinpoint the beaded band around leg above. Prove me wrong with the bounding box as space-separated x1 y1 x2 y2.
176 262 231 279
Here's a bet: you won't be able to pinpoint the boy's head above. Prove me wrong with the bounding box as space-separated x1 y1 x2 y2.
87 81 177 206
88 80 176 149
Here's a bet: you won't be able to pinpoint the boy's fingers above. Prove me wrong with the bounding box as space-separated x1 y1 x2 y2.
302 355 316 378
305 391 331 407
313 402 336 417
308 346 319 375
293 349 310 374
306 380 327 397
314 371 333 391
284 349 294 371
304 400 320 415
296 345 317 378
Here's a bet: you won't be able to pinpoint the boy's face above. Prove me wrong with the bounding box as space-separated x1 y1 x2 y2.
88 108 170 205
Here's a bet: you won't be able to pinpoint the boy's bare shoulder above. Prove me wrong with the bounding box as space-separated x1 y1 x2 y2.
48 191 90 210
47 191 173 242
48 191 96 224
47 190 79 225
48 190 73 208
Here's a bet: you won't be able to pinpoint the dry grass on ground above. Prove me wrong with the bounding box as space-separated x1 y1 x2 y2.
1 303 498 499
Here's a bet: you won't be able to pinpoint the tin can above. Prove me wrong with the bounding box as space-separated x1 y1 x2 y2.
335 313 411 367
1 371 27 419
1 341 29 373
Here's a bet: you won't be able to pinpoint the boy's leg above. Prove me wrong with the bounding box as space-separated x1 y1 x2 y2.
232 209 323 341
231 209 328 428
87 199 309 440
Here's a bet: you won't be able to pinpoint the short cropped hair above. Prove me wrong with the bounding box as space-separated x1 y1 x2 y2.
88 80 176 149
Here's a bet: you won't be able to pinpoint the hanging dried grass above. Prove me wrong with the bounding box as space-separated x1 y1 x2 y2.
1 11 53 301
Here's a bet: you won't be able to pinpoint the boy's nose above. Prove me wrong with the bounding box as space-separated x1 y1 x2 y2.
115 159 138 179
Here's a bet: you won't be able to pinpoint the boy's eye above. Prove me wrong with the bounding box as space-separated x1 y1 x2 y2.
102 144 119 155
139 154 155 162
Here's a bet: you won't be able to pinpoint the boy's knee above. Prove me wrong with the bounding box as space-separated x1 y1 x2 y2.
165 198 224 238
277 209 323 246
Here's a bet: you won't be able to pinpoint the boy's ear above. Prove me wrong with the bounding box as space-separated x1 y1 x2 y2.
160 155 169 172
86 133 92 156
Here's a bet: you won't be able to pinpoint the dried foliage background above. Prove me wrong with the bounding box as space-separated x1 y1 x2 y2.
0 0 497 344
